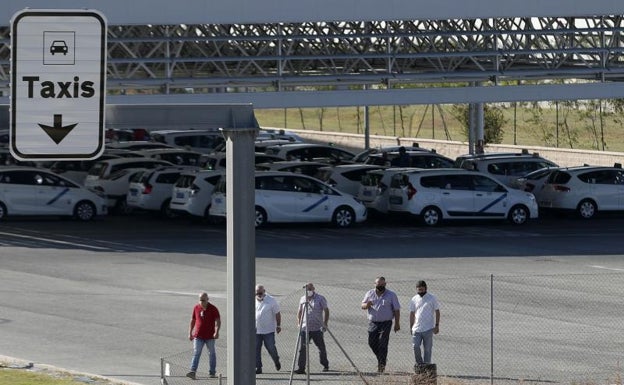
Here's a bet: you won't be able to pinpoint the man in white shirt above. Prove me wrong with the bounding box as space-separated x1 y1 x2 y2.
255 284 281 374
409 280 440 368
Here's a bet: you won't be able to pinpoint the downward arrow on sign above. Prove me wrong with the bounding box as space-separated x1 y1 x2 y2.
38 114 78 144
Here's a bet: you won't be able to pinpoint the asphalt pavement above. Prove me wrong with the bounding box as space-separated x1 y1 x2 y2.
1 214 623 384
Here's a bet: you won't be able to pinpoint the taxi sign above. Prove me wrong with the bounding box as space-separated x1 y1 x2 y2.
10 9 107 161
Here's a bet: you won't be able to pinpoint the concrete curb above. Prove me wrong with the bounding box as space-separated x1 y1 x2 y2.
0 355 146 385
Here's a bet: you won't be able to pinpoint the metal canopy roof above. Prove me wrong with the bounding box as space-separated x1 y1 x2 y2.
1 0 624 107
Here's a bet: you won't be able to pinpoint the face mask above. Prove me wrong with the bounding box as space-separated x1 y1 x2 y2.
306 290 314 297
418 291 427 297
376 285 386 292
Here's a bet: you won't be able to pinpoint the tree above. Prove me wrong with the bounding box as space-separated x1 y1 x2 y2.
451 104 506 144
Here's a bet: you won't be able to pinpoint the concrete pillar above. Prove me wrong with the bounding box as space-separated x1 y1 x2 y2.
221 127 258 385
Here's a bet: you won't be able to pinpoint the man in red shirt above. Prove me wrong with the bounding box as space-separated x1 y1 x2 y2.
186 292 221 379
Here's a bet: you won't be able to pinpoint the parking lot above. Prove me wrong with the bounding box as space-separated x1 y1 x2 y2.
1 213 624 384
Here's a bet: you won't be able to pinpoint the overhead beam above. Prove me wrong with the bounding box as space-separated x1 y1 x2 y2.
1 0 623 25
3 82 618 109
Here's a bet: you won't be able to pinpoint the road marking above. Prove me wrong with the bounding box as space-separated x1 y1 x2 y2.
0 227 164 252
0 230 110 250
589 265 624 271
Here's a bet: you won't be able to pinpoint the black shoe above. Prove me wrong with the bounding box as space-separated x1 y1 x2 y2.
322 366 329 372
275 361 281 371
185 371 196 380
255 368 262 374
294 368 306 374
377 364 385 373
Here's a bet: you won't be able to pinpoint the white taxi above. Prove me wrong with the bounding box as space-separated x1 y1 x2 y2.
0 167 107 221
387 168 538 226
209 171 367 228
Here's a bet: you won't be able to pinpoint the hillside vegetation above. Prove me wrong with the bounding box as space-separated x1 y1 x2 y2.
255 101 624 152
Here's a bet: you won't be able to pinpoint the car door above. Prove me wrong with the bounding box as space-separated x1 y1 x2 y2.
0 170 36 214
470 174 509 218
439 174 476 217
581 170 621 210
33 171 78 215
255 175 297 222
290 176 333 222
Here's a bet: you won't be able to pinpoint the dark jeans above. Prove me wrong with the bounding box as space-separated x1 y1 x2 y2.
256 332 280 369
297 330 329 370
368 320 392 366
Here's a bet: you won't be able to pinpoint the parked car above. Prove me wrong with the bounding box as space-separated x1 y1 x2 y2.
253 139 299 154
454 151 530 168
209 171 367 228
150 129 224 153
510 166 561 195
353 144 431 163
365 151 454 168
126 166 200 217
538 165 624 219
0 167 107 221
458 153 558 187
200 152 284 170
86 167 149 214
387 168 538 226
356 167 421 215
316 164 386 196
134 148 202 167
105 141 174 151
169 169 224 219
255 161 328 177
265 143 355 164
85 158 173 184
257 128 304 142
49 154 121 185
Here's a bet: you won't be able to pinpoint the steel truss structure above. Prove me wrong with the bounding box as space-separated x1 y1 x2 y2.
1 16 624 99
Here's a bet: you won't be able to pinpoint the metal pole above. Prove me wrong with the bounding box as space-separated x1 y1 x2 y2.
160 358 167 385
288 316 305 385
305 288 310 384
325 328 370 385
490 274 494 385
364 104 370 150
222 126 258 385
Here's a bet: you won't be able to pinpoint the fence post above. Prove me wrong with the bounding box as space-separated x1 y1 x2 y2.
490 274 494 385
160 357 166 385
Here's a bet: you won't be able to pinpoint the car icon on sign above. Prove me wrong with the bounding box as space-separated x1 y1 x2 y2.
50 40 68 55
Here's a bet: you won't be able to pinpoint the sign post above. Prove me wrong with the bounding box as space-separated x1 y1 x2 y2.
10 9 107 161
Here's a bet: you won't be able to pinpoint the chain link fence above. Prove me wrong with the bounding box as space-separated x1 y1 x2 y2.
162 273 624 385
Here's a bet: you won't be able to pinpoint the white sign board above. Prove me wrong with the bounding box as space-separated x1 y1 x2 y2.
10 9 107 161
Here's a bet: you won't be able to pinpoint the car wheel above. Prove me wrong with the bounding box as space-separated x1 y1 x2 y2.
255 206 267 227
74 201 96 221
508 204 529 225
0 202 7 220
421 206 442 226
577 199 597 219
332 206 355 228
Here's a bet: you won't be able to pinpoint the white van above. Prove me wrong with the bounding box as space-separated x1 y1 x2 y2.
458 153 558 187
387 168 538 226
